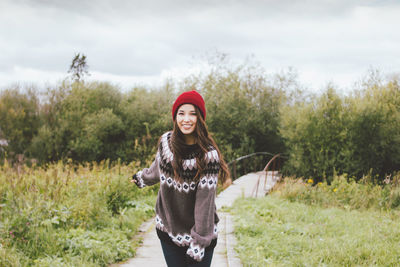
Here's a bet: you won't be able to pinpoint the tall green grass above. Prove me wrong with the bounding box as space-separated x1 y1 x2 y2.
275 174 400 211
231 196 400 266
0 160 157 266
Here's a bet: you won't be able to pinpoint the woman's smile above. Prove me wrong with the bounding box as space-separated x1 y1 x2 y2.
182 123 193 129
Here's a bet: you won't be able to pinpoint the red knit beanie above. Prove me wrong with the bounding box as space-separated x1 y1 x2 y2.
172 90 206 120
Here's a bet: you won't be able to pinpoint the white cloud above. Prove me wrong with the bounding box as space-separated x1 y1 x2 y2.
0 0 399 92
0 65 66 89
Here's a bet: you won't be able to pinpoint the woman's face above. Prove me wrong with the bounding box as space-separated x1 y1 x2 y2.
176 104 197 135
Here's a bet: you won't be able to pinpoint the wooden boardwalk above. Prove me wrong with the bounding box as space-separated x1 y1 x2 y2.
116 171 280 267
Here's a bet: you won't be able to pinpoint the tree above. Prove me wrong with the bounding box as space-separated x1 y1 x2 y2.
68 53 90 83
0 88 40 160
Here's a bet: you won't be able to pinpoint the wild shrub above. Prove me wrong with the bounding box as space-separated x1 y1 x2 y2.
0 160 157 266
280 75 400 182
0 87 40 160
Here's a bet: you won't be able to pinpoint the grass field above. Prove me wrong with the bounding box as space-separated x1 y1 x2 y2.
230 192 400 266
0 161 157 266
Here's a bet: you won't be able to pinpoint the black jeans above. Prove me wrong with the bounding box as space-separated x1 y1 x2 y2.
160 240 214 267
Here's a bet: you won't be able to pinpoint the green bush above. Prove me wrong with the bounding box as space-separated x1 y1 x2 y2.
0 160 157 266
27 81 174 165
69 108 125 162
280 75 400 182
345 80 400 179
0 87 40 160
280 87 348 182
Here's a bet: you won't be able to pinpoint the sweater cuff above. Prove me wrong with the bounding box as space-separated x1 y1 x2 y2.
135 171 146 188
186 242 205 262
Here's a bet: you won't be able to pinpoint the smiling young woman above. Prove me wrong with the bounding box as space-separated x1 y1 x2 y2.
131 90 230 267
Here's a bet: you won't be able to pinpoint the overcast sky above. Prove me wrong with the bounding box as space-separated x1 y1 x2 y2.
1 0 399 92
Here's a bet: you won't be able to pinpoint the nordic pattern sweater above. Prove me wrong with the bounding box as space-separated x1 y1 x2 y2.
135 131 220 262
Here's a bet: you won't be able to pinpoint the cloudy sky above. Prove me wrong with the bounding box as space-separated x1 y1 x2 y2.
1 0 399 92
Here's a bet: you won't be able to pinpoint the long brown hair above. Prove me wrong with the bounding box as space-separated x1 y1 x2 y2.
170 105 230 187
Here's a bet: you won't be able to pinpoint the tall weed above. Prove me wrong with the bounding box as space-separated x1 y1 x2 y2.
0 160 157 266
274 173 400 211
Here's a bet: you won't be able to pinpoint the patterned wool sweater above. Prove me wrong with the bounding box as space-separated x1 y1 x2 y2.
135 132 220 262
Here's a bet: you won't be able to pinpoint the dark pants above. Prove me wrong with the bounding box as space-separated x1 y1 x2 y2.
160 240 214 267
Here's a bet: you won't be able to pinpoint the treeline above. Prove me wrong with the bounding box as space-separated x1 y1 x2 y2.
0 61 287 167
1 61 399 182
280 73 400 182
0 82 173 164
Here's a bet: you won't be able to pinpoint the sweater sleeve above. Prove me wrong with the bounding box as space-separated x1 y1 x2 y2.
134 152 161 188
186 149 220 262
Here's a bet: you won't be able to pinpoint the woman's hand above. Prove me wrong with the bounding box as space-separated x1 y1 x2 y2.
131 174 139 186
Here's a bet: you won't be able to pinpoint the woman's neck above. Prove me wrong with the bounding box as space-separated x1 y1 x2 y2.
183 134 195 145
